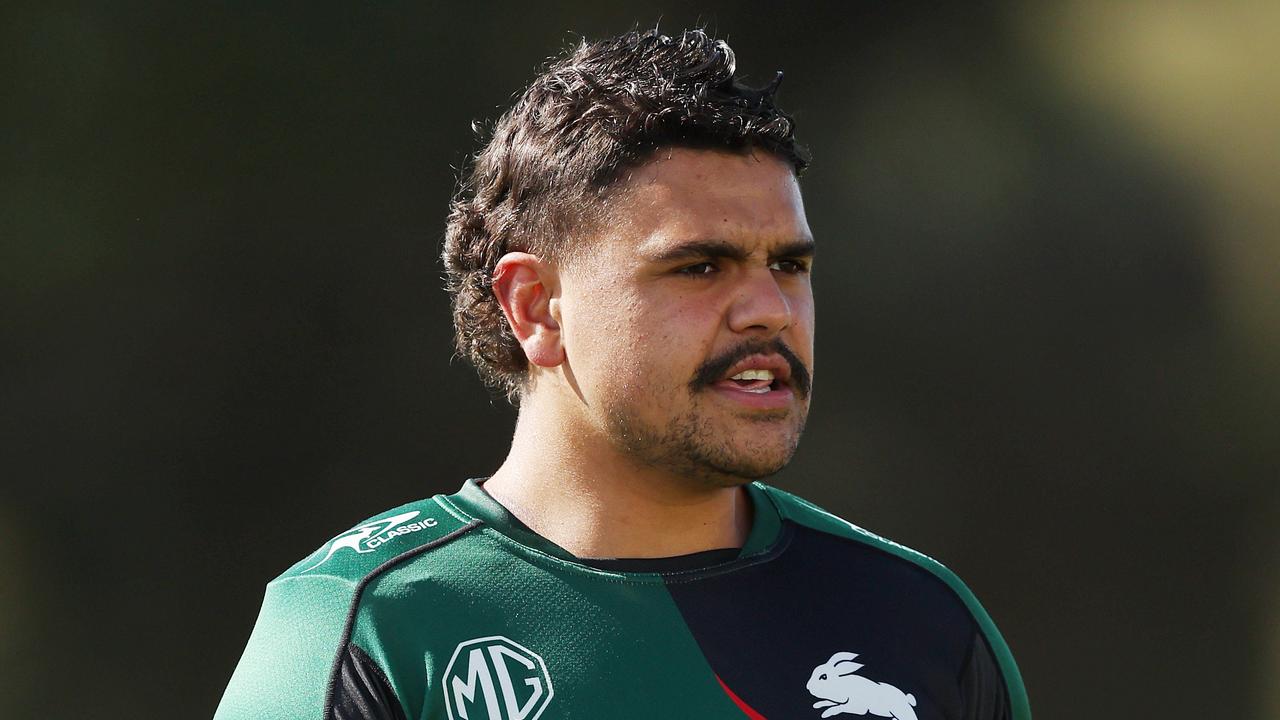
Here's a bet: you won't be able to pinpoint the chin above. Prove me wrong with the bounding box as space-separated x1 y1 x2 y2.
686 437 802 485
604 397 806 485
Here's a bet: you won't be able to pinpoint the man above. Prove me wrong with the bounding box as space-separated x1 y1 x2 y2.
216 28 1030 720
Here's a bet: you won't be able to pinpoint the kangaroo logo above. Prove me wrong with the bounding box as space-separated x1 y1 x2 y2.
806 652 918 720
303 510 436 570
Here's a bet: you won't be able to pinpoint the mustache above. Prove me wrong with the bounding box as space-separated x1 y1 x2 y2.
689 339 812 398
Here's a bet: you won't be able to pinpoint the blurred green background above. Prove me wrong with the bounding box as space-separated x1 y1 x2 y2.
3 2 1277 718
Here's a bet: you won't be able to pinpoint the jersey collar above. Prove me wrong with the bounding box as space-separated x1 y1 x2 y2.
446 478 784 568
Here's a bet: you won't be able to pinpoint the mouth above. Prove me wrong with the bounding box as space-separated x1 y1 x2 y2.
690 340 812 410
709 354 795 408
718 369 784 394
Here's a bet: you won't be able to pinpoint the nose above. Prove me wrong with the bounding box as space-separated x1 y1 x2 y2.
727 267 792 335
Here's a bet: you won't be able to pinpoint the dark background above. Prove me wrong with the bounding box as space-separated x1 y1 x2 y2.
3 3 1277 718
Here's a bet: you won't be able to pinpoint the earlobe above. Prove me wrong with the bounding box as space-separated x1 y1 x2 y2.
491 252 565 368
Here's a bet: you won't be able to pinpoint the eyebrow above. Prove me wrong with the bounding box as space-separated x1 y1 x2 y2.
648 238 816 264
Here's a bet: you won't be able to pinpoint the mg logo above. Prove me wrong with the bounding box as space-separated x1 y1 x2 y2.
443 635 554 720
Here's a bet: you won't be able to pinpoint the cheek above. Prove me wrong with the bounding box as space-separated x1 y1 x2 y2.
562 279 723 394
789 291 817 349
562 291 651 388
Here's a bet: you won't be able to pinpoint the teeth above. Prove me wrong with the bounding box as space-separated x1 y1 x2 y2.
730 369 775 382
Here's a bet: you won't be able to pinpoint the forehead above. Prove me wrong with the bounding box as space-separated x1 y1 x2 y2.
601 147 811 256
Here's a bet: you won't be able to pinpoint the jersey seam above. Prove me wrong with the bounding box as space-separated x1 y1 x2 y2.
956 625 980 685
657 523 795 584
321 519 483 719
346 642 410 720
432 494 472 523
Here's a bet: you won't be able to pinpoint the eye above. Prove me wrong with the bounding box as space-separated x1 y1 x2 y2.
769 258 810 274
677 261 717 276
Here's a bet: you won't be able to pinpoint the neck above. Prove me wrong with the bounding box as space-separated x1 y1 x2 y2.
482 395 753 559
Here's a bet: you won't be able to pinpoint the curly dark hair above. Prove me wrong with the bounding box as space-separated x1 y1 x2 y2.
442 27 809 399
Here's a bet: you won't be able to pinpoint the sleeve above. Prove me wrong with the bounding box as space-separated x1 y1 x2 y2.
213 576 407 720
958 628 1012 720
331 644 408 720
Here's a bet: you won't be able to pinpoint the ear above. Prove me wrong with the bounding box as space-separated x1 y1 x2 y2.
832 660 864 675
491 252 564 369
828 652 863 675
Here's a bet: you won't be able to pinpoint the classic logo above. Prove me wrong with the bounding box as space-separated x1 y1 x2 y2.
443 635 554 720
303 510 437 570
806 652 918 720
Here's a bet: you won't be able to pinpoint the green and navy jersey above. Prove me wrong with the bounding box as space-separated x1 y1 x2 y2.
215 480 1030 720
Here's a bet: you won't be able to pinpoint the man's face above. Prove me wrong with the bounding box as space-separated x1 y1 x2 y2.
553 147 815 486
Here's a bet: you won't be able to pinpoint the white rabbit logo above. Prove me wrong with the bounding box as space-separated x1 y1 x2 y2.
806 652 918 720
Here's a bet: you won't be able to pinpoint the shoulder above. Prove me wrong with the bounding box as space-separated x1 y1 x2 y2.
757 482 986 612
757 483 955 581
216 498 479 720
276 494 481 586
243 495 484 638
756 482 1032 719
